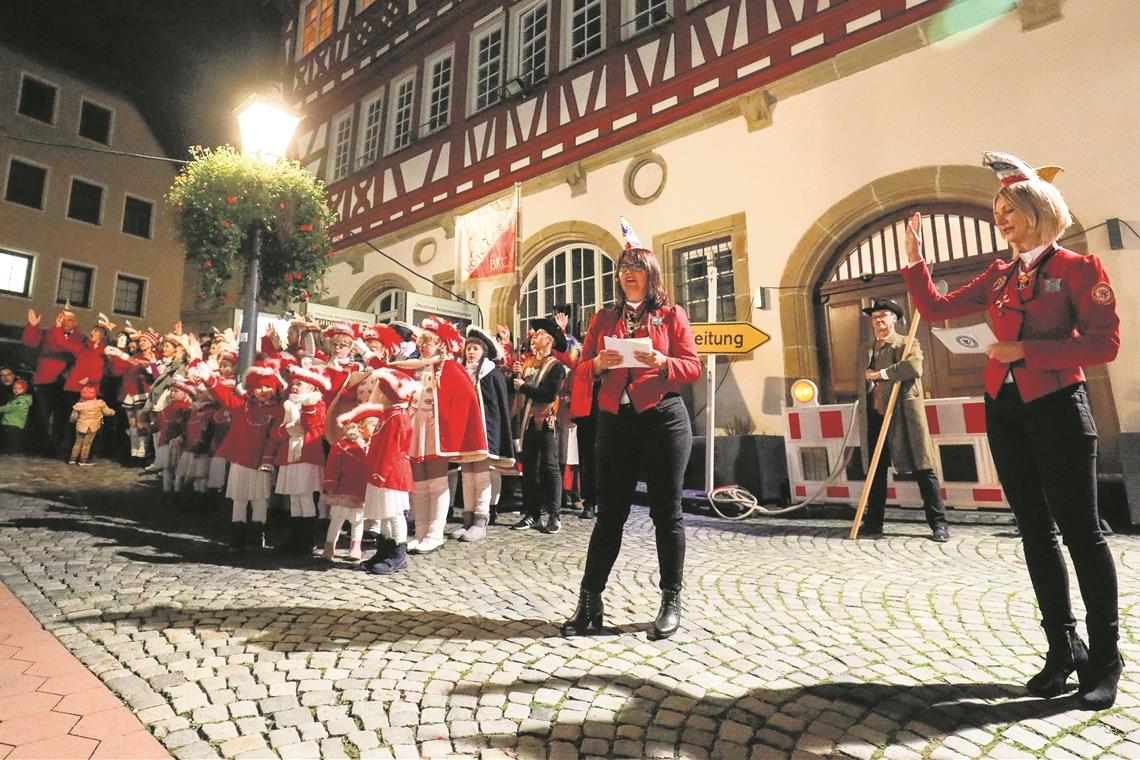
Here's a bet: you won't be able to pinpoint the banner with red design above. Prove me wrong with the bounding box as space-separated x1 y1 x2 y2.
455 188 518 281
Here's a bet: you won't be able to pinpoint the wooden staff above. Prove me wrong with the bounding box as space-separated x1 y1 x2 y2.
849 307 923 540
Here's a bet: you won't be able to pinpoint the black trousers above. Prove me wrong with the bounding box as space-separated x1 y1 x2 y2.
864 409 947 530
575 412 598 508
582 395 691 593
986 382 1118 650
521 423 561 519
31 382 71 457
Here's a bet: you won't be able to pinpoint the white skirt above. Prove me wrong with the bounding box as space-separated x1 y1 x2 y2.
207 456 228 490
276 462 322 495
364 484 409 521
153 442 170 470
226 464 273 502
564 423 579 467
409 385 441 462
176 452 210 480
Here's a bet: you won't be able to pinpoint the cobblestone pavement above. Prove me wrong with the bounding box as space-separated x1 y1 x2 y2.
1 455 1139 759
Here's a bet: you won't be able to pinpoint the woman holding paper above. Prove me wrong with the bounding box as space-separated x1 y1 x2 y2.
899 151 1121 709
561 233 701 640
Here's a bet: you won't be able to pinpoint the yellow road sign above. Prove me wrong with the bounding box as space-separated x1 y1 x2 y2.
690 322 771 355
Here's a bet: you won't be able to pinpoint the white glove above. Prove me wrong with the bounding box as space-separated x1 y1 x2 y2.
187 360 213 383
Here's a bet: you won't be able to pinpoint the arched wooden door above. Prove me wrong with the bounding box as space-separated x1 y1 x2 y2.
815 204 1121 475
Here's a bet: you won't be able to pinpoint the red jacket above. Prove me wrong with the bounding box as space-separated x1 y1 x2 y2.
273 397 327 467
206 378 282 469
64 341 109 392
902 247 1119 402
184 403 216 455
573 305 701 415
365 407 413 492
107 352 154 402
23 325 84 385
155 401 190 445
322 439 370 501
320 359 362 406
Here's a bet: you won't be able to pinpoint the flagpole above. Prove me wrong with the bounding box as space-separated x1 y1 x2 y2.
514 181 522 333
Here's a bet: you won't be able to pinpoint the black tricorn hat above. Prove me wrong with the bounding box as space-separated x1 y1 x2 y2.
862 298 905 321
389 321 416 341
465 324 501 362
529 317 567 353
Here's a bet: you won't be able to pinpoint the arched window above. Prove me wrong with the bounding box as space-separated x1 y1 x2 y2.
369 287 403 323
519 244 615 336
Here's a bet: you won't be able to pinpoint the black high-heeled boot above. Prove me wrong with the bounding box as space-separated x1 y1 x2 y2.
1078 649 1124 710
650 590 681 640
1027 628 1088 698
560 588 604 636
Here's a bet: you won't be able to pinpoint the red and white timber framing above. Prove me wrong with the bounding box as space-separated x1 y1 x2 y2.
289 0 951 248
784 396 1008 511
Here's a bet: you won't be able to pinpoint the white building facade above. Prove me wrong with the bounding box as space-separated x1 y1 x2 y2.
283 0 1140 517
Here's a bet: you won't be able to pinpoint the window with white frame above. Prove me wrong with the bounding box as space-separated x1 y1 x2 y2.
329 110 354 181
567 0 603 65
627 0 670 34
519 245 615 335
57 263 94 308
357 89 385 167
473 25 504 112
113 274 146 317
389 74 415 153
0 249 34 298
517 2 549 84
370 287 403 322
672 236 735 323
423 51 453 134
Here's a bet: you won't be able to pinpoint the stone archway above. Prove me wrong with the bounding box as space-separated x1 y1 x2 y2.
489 221 622 328
778 165 1000 383
346 272 418 313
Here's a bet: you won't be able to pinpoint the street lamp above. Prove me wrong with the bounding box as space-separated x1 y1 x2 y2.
233 93 301 372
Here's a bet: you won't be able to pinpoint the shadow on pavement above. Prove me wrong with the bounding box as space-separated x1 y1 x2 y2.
59 605 557 648
475 675 1083 750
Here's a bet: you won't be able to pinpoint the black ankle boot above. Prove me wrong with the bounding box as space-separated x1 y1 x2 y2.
651 590 681 640
1078 650 1124 710
246 522 267 551
1027 628 1088 698
560 588 604 636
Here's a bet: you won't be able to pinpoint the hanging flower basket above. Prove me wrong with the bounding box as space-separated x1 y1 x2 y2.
167 145 337 307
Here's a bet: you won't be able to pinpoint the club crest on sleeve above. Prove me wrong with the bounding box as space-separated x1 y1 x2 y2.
1091 282 1115 306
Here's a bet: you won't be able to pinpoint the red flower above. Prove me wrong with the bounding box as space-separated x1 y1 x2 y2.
299 224 312 232
284 273 293 281
224 295 234 303
279 202 287 209
326 251 335 257
301 291 310 301
221 220 231 228
226 196 238 204
204 260 213 269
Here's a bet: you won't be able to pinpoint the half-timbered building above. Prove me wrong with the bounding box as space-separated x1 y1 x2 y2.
282 0 1140 518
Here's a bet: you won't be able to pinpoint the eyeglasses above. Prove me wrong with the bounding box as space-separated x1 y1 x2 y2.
618 262 647 274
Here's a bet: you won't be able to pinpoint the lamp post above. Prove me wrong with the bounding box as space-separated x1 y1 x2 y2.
233 94 301 373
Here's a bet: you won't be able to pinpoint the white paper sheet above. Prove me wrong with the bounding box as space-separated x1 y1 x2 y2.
604 336 654 368
931 323 997 354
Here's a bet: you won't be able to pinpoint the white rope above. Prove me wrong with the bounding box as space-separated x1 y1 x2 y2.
707 399 863 520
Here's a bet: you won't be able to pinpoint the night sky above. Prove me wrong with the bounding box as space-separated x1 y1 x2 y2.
2 0 288 157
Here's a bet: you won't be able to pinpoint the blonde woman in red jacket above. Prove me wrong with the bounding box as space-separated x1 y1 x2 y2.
900 152 1122 709
562 240 701 641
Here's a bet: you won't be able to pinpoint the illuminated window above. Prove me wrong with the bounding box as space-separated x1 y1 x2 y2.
302 0 335 55
519 245 615 335
0 249 33 298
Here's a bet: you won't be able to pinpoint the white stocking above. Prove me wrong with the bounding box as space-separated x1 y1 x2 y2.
473 469 493 518
427 475 450 541
490 470 502 506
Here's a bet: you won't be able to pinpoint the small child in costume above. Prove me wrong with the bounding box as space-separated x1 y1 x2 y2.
344 367 419 575
191 360 284 551
320 421 374 561
176 382 216 496
68 384 116 465
153 381 192 492
0 378 32 454
273 364 329 555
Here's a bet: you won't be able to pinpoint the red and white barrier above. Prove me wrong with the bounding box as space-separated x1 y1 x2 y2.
784 397 1008 511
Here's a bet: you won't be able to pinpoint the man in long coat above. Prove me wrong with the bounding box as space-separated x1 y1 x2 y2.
857 298 950 542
